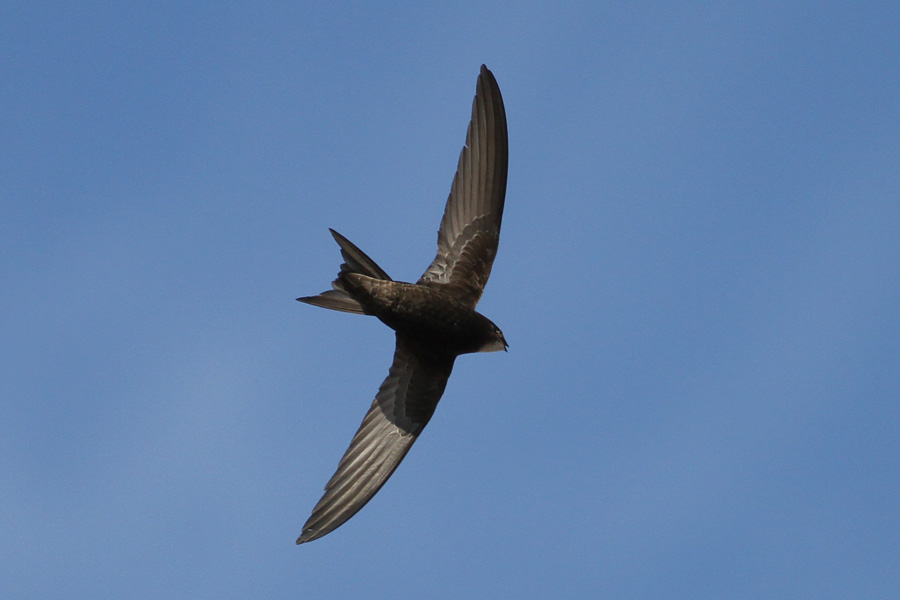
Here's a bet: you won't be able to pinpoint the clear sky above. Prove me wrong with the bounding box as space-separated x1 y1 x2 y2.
2 2 899 598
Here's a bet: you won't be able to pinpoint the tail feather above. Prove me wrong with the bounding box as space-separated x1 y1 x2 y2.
296 230 392 314
297 290 366 314
329 229 392 281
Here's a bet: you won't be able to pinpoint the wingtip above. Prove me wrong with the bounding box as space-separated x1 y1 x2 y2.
296 525 327 545
296 526 314 545
480 64 496 79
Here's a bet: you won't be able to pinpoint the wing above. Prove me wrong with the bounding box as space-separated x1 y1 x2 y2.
296 336 455 544
417 65 508 307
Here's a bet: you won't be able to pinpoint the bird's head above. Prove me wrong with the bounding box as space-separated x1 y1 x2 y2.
479 321 508 353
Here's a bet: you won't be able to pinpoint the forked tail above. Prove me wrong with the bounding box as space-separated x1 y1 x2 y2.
296 229 392 314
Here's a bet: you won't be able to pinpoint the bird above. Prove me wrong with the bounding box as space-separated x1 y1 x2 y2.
295 65 508 544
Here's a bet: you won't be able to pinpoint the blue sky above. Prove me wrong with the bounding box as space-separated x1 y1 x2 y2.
2 2 899 598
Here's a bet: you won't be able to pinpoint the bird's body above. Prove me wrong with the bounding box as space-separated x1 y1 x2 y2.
341 274 506 356
295 65 508 544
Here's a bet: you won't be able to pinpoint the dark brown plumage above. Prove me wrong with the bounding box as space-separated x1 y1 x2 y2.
295 65 508 544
